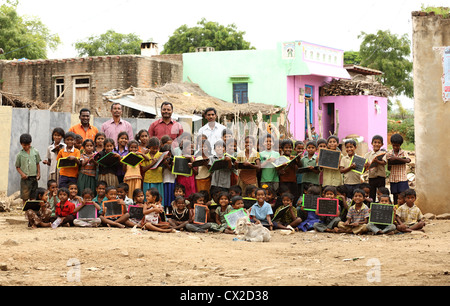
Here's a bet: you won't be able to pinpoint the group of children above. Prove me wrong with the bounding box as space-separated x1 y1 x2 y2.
15 125 424 235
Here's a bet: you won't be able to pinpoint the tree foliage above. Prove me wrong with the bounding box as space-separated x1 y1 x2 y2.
343 51 361 65
74 30 143 57
162 18 255 54
358 30 413 98
0 0 61 60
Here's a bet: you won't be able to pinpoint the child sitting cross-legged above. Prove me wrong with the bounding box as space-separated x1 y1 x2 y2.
336 188 370 234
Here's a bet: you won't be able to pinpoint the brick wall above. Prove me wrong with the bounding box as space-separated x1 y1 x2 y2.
0 55 182 116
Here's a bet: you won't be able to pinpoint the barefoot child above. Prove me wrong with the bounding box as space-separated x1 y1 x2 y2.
99 186 127 228
73 188 102 227
168 196 190 231
336 188 369 234
395 189 425 233
249 188 273 230
142 188 174 233
52 187 76 228
272 192 302 231
25 188 52 229
367 194 396 235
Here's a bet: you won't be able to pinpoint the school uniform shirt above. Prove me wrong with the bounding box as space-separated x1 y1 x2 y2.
259 150 280 183
387 149 408 183
56 147 81 178
15 146 41 177
340 155 362 185
364 150 387 179
209 155 231 188
346 203 370 224
396 203 423 225
301 155 319 185
250 201 273 222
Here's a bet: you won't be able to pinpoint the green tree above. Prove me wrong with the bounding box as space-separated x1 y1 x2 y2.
162 18 255 54
0 0 60 60
343 50 361 65
74 30 143 56
358 30 413 98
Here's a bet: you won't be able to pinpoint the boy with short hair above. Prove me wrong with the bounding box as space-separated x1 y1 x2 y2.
301 140 320 191
56 132 81 188
364 135 387 202
117 182 133 211
259 134 280 192
395 189 425 232
387 134 411 205
16 133 41 204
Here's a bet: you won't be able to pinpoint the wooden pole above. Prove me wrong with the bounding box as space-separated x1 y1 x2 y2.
49 80 73 111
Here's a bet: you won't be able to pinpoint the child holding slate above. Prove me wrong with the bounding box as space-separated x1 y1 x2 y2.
336 188 369 234
298 185 322 232
313 186 342 233
168 196 190 231
185 193 211 233
73 188 102 228
259 134 280 192
78 139 97 197
209 140 233 197
123 140 147 199
236 136 260 194
387 134 411 205
114 132 129 183
339 139 362 196
56 132 80 188
95 138 120 188
210 191 233 233
141 137 164 203
99 186 127 228
364 135 387 202
395 189 425 233
43 127 65 183
277 139 299 201
300 140 320 192
160 144 176 213
176 138 197 198
52 187 76 228
367 194 396 235
320 135 343 187
272 193 301 231
24 188 52 229
194 139 212 196
142 188 174 232
123 188 145 228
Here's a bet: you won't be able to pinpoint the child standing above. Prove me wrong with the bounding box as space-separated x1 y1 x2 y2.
78 139 97 196
249 188 273 230
176 138 197 198
160 144 176 214
24 187 52 229
364 135 387 202
387 134 411 205
16 133 41 205
56 132 81 188
321 135 343 187
95 138 120 188
301 140 320 192
114 131 129 184
209 140 233 196
339 139 362 196
194 139 212 195
141 137 164 202
236 136 260 193
259 134 280 192
395 189 425 232
123 140 147 199
143 188 174 233
135 129 150 154
294 140 305 195
43 127 65 183
277 139 298 200
336 188 369 234
94 132 106 153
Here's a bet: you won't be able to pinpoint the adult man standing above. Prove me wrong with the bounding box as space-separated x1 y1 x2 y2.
148 101 184 140
197 107 225 153
69 108 99 141
101 103 133 146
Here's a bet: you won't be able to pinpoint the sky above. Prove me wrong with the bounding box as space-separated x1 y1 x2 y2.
12 0 449 109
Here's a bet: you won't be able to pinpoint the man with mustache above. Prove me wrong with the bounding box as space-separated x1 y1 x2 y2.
101 103 134 147
148 101 184 141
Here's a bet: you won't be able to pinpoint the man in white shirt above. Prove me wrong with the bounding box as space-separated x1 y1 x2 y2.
197 107 225 156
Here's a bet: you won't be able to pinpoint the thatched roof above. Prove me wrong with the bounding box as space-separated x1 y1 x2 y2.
103 82 283 118
0 90 48 109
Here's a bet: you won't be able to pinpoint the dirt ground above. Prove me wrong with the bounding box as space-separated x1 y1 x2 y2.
0 210 448 287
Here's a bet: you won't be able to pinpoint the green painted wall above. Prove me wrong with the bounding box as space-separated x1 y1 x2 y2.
183 48 290 107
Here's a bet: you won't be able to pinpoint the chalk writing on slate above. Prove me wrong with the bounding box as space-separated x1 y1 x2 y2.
316 198 339 217
369 203 394 225
318 149 341 170
194 204 208 224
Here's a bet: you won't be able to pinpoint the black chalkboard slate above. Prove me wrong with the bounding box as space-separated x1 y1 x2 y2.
271 156 290 168
369 152 386 168
316 198 339 217
22 200 42 211
318 149 341 170
192 158 209 168
388 157 408 166
128 205 144 220
369 203 394 225
209 158 229 172
102 200 124 218
350 155 367 174
77 203 98 219
57 157 78 169
242 197 257 209
193 204 208 224
236 162 256 170
97 152 119 167
302 194 320 211
172 156 192 176
297 166 319 174
121 152 144 167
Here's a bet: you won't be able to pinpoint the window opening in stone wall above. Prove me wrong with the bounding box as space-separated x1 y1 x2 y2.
55 78 65 98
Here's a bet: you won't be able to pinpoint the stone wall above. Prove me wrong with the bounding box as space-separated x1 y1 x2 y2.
412 12 450 214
